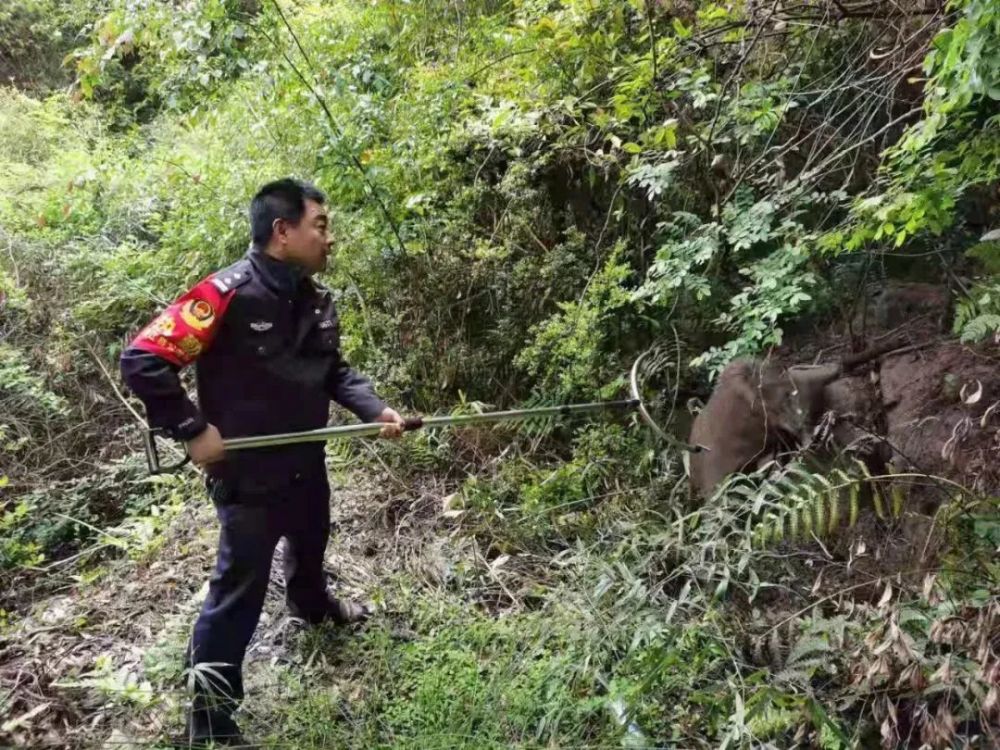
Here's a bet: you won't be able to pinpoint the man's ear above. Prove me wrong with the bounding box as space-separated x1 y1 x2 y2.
272 217 288 245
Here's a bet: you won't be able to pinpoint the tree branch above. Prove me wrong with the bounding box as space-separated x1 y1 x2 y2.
266 0 408 256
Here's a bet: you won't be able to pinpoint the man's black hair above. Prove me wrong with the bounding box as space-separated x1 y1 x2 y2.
250 178 326 248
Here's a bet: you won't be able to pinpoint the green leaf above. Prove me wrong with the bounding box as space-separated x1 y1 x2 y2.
931 28 953 54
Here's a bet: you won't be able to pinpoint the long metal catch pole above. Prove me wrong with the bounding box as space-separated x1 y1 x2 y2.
144 400 641 474
223 400 640 451
142 351 669 474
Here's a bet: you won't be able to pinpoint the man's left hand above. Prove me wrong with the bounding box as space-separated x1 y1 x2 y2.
375 407 406 439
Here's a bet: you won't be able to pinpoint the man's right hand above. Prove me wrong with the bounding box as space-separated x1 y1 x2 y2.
187 423 226 466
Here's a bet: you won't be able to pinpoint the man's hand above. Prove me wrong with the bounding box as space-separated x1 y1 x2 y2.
186 423 226 466
375 407 406 439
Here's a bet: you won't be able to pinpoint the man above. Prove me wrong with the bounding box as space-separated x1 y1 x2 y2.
120 178 406 746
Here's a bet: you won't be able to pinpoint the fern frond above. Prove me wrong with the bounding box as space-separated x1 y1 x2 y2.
745 462 882 546
787 635 832 666
872 484 886 520
891 482 905 518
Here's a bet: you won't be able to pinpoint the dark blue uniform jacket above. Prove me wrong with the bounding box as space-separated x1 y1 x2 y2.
120 247 386 487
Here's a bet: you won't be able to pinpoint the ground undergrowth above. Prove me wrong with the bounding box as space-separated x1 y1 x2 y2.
2 419 998 748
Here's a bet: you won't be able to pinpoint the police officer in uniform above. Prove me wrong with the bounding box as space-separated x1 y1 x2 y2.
121 178 407 746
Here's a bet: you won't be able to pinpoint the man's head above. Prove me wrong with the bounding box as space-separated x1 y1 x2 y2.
250 178 330 273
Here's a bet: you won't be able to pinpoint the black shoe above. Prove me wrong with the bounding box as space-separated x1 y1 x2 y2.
170 737 257 749
172 708 256 748
289 596 373 625
169 735 255 749
170 730 256 748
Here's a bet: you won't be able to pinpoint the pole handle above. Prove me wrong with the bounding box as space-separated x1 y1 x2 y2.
143 428 192 475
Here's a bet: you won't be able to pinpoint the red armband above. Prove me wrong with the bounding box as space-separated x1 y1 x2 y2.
130 277 235 366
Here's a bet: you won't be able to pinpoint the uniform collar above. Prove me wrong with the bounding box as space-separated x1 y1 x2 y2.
247 245 308 296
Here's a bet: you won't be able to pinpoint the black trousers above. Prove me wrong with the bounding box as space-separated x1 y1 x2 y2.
185 466 333 718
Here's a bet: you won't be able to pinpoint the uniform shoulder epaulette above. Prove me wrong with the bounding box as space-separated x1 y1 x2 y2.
210 258 254 294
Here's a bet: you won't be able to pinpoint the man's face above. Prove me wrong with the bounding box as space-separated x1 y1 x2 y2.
277 199 331 273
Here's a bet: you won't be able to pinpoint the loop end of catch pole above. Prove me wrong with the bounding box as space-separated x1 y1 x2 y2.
630 352 670 441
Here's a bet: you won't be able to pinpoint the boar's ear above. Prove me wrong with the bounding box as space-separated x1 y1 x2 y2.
788 363 841 402
787 363 842 443
726 359 765 409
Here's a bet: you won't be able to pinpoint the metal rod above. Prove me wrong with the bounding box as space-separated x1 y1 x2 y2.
222 399 640 451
